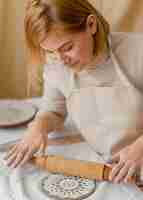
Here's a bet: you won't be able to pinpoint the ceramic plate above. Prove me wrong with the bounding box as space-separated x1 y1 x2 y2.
40 174 96 200
0 102 37 128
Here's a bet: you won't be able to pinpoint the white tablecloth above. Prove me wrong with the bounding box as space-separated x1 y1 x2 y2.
0 99 143 200
0 98 80 145
0 142 143 200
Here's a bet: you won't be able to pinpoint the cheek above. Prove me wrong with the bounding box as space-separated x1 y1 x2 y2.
77 44 92 63
67 48 89 65
79 36 93 56
66 37 93 64
73 44 88 58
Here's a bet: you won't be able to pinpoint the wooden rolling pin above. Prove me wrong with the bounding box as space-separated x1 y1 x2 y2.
30 155 143 191
30 155 122 181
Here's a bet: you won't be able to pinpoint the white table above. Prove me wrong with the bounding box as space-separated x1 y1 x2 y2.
0 99 142 200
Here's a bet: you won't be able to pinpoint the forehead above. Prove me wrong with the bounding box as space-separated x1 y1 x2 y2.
40 25 75 51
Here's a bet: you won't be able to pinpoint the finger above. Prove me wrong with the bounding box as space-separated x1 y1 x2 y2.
7 143 17 153
109 162 124 181
8 143 17 150
10 150 26 169
6 151 18 167
106 163 112 168
39 142 47 155
4 145 18 160
19 149 34 167
124 165 137 183
6 144 28 166
114 163 130 183
44 138 48 150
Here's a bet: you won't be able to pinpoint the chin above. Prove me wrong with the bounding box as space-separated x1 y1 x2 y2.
68 61 87 72
69 62 80 69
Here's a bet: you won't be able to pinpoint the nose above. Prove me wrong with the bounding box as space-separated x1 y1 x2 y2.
51 52 61 62
60 53 71 65
50 51 71 65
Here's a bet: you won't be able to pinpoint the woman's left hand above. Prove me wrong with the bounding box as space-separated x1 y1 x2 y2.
109 138 143 184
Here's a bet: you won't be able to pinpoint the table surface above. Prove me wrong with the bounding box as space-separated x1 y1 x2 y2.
0 98 84 145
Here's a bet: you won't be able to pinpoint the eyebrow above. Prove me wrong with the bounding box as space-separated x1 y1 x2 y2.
45 40 73 53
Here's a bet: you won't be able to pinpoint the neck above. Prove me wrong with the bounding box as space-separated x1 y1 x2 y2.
88 48 110 68
73 48 110 74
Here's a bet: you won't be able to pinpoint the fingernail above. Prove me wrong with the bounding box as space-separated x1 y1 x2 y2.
107 159 113 164
106 164 112 168
114 179 119 183
124 178 128 183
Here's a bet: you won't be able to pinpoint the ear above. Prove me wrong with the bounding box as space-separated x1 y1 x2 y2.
86 14 97 35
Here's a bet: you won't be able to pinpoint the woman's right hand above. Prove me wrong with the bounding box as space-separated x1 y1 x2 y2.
4 127 48 169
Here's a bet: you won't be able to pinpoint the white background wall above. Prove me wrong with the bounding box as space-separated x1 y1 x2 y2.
0 0 27 98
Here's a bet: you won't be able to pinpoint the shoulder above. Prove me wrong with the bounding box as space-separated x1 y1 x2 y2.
110 32 143 89
110 32 143 54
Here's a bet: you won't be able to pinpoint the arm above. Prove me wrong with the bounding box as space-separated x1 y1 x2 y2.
5 65 67 168
28 111 65 135
28 64 68 137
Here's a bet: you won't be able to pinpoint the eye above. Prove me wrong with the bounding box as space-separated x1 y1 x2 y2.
45 50 54 54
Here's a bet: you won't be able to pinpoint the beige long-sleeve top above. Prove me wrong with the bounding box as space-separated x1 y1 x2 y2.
37 32 143 155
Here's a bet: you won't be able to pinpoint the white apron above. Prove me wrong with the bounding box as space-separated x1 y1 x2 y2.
65 37 143 199
66 37 143 158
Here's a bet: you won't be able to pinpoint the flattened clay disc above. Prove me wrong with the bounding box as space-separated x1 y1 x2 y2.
0 103 37 127
40 174 96 200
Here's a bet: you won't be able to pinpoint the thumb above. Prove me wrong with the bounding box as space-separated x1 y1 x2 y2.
39 141 47 155
108 152 120 164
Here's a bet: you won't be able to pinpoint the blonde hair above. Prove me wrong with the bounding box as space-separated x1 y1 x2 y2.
25 0 110 64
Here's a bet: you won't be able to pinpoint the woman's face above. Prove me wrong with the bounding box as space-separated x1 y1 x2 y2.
40 15 97 72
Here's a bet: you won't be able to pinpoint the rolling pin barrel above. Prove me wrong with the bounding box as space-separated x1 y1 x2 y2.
30 155 111 181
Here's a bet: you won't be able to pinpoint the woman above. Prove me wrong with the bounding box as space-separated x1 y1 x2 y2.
5 0 143 193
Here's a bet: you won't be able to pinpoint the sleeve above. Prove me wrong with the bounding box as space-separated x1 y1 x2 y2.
36 65 67 120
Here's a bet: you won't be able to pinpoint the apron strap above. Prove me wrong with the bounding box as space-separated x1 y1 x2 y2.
108 34 143 94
